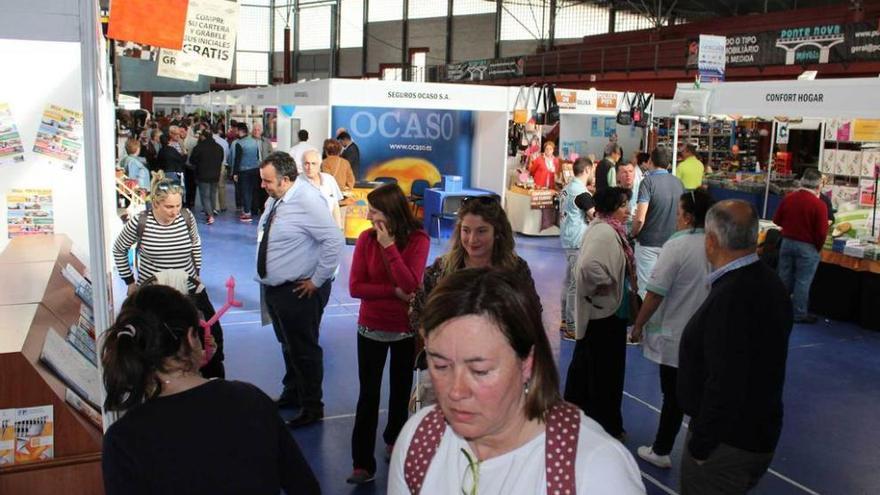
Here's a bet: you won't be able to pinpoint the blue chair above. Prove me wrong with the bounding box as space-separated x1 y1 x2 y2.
431 195 467 244
409 179 430 215
374 176 398 184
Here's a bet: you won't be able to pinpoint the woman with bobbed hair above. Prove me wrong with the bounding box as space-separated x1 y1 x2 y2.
321 138 356 191
388 268 645 494
101 285 319 495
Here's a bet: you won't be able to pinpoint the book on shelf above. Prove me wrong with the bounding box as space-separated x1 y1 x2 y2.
64 389 102 429
66 324 97 367
61 263 93 308
12 405 54 465
39 328 101 410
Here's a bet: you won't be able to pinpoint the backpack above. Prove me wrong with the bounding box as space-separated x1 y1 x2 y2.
403 402 582 495
134 209 200 277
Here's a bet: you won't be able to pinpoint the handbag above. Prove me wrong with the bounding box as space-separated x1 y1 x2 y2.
533 84 547 125
616 92 634 126
633 93 653 128
545 85 560 126
512 86 528 124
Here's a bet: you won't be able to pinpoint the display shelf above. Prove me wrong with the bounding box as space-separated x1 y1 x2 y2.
0 235 102 493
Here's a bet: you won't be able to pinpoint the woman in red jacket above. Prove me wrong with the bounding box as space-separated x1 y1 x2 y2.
347 183 430 485
529 141 560 189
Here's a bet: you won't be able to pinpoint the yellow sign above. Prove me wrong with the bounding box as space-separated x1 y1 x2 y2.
853 119 880 143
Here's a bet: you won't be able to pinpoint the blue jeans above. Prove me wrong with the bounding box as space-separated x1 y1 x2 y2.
777 239 820 319
561 249 579 328
238 168 259 215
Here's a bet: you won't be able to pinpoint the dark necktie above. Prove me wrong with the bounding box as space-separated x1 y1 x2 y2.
257 200 279 278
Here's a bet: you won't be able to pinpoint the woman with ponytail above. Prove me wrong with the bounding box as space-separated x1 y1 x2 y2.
101 285 320 495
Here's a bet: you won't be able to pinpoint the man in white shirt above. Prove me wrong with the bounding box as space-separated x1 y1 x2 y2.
289 129 311 175
212 124 230 212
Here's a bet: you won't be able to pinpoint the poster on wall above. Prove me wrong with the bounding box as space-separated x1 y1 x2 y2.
0 409 13 465
590 117 602 137
262 107 278 143
157 0 240 80
12 405 54 465
604 117 617 138
331 106 474 193
0 103 24 164
32 105 83 170
7 189 54 238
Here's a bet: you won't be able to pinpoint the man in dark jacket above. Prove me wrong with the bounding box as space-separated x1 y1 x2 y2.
156 130 187 183
190 130 224 224
678 199 793 494
337 131 360 179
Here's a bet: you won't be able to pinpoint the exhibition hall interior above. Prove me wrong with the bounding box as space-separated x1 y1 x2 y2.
1 0 880 494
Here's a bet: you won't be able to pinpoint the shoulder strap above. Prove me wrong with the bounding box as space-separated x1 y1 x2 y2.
545 402 582 495
134 211 149 270
182 209 199 276
404 408 447 495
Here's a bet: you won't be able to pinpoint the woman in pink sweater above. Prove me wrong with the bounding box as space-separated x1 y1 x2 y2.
347 183 430 484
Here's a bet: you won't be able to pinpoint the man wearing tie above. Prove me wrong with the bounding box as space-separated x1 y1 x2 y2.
257 151 344 428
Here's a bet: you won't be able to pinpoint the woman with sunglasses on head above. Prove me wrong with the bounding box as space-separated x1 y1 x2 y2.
347 183 431 485
112 178 225 379
628 189 715 469
388 269 645 495
101 285 320 495
410 195 540 331
564 187 636 440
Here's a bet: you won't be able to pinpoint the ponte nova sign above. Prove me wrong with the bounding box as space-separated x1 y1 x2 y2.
694 21 880 69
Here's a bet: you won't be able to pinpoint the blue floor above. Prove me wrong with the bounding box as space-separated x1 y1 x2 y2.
194 197 880 495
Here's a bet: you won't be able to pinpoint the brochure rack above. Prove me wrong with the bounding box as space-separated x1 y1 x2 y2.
0 235 102 494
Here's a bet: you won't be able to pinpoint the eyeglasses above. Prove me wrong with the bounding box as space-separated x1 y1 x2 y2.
155 181 184 194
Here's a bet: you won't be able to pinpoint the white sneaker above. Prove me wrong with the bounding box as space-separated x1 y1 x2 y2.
637 445 672 469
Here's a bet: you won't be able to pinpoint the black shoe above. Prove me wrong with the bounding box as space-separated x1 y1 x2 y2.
794 314 818 324
275 396 300 409
286 409 323 428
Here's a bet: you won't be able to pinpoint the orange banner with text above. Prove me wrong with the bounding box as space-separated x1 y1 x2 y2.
107 0 188 50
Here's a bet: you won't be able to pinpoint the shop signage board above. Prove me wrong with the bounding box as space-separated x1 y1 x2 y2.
332 80 509 112
596 92 619 113
157 0 239 80
721 21 880 68
331 106 474 186
698 35 727 82
444 57 524 82
688 78 880 119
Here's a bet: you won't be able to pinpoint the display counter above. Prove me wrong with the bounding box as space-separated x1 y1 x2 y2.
505 186 559 237
704 172 796 219
810 249 880 331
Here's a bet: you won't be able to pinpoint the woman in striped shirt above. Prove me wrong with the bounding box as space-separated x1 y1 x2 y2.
112 179 225 378
113 180 201 293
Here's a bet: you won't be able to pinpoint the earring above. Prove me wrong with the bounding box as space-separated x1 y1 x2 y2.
523 380 530 396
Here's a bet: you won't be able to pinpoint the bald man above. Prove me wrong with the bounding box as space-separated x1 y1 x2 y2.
677 200 792 494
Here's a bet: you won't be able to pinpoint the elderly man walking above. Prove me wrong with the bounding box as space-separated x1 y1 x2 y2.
678 199 793 494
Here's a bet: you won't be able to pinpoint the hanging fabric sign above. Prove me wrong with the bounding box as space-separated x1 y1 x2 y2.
158 0 239 80
108 0 189 50
698 35 727 83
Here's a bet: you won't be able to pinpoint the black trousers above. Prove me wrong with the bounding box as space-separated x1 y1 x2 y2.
184 167 197 208
191 289 225 379
351 334 415 474
265 280 332 413
653 364 684 455
564 314 627 437
681 432 774 495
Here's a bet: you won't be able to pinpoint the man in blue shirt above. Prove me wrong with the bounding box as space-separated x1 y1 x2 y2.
233 123 262 222
559 157 595 340
257 151 344 427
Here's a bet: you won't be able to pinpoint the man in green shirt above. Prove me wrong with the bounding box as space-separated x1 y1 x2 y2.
675 144 705 190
